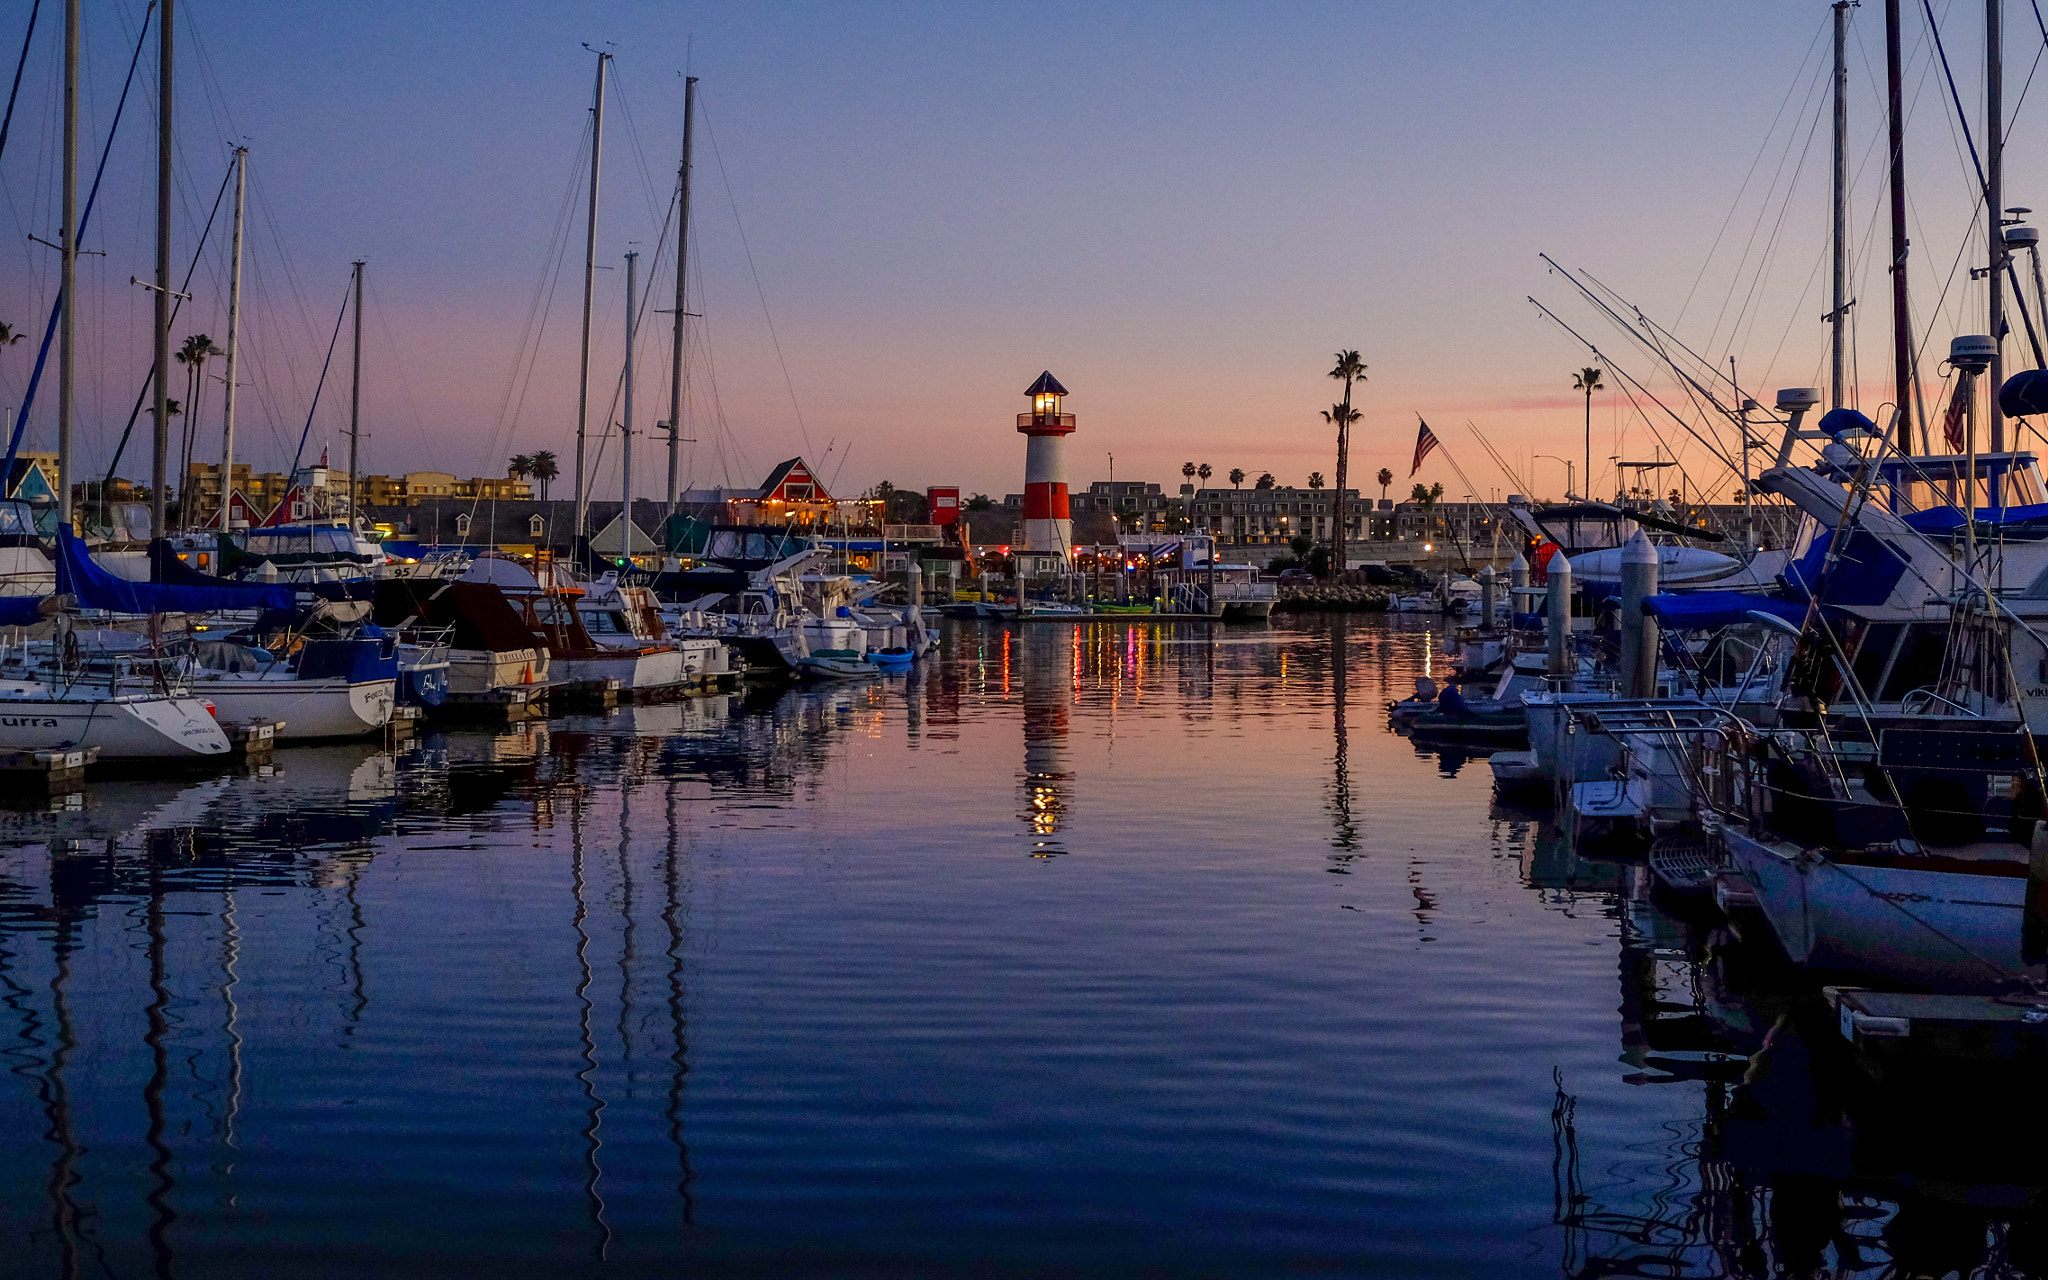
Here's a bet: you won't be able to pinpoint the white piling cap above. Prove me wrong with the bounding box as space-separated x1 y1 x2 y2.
1510 550 1528 569
1548 550 1571 576
1622 530 1657 564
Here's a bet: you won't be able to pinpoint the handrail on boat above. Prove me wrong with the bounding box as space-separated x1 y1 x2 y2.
1897 687 1983 717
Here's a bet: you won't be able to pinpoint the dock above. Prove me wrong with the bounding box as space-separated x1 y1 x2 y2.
0 747 98 804
226 720 281 763
435 686 547 722
1827 985 2048 1062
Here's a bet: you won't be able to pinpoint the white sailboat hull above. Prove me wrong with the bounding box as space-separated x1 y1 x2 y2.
187 674 397 741
553 647 685 692
0 684 231 759
1722 825 2029 990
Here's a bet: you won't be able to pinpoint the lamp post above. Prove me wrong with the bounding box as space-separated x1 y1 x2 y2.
1535 454 1576 502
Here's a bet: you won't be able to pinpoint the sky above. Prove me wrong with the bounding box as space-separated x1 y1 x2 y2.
1 0 2042 509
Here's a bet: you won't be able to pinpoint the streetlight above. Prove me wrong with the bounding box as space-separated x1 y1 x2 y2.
1535 454 1576 502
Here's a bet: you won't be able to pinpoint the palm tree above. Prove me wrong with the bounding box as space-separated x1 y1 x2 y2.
1197 463 1212 485
1229 468 1245 489
1307 472 1324 489
1410 481 1444 544
1573 365 1604 501
1255 472 1275 489
530 450 559 503
1327 349 1367 578
1376 467 1393 501
174 333 222 529
1320 402 1361 573
509 453 533 485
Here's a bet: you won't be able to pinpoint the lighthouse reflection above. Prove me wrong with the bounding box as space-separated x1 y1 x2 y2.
1018 626 1073 855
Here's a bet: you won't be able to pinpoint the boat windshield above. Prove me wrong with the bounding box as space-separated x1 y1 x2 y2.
0 500 36 537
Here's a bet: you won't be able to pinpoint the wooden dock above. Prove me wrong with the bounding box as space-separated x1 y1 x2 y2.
0 747 97 803
1827 985 2048 1061
434 685 547 722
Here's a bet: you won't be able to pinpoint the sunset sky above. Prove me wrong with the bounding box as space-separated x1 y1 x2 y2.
0 1 2037 507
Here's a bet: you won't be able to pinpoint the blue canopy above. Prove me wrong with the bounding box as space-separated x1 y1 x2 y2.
1641 590 1814 630
1904 501 2048 531
55 524 294 614
0 595 51 627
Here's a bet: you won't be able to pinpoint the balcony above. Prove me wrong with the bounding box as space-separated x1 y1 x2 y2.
1016 412 1077 431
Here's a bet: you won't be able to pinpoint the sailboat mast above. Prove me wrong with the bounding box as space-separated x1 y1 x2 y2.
151 0 173 538
349 260 363 526
56 0 76 529
667 75 696 526
573 49 610 552
1988 0 2007 472
1831 0 1850 410
623 248 637 564
1887 0 1916 456
218 147 245 529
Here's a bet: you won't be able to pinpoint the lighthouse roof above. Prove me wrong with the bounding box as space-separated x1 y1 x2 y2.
1024 371 1069 397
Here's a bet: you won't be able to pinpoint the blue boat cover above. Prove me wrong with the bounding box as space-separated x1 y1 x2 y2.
1904 501 2048 531
1641 591 1813 630
1817 407 1877 437
1781 527 1910 606
56 524 294 614
0 595 50 627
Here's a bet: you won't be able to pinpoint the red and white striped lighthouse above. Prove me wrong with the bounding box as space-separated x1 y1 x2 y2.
1018 371 1075 557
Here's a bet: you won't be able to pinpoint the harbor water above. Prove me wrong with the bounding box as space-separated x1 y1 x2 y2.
0 615 2035 1277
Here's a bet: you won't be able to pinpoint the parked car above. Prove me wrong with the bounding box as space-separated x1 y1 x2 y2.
1276 568 1315 585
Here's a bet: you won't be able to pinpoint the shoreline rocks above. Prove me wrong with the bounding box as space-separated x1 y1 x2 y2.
1273 585 1392 612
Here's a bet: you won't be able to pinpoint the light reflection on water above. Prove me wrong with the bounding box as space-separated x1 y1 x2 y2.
0 614 2043 1277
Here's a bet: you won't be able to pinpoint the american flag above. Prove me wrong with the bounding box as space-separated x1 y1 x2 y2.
1942 375 1971 452
1409 419 1441 477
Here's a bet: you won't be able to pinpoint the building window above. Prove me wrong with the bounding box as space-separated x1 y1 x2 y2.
455 513 472 538
529 514 545 537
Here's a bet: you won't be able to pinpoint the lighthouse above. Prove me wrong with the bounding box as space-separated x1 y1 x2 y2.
1018 371 1076 558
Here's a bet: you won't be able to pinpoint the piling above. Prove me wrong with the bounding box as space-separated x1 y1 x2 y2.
1619 531 1659 697
228 720 280 762
1545 550 1573 678
389 703 421 738
1478 565 1496 626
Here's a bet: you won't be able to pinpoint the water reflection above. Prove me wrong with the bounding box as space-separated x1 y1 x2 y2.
3 614 2044 1275
1519 799 2048 1279
1019 628 1073 856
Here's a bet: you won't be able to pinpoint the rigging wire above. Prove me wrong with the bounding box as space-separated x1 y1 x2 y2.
0 0 41 164
284 281 354 482
364 275 434 473
697 96 816 463
2 0 157 476
1675 13 1833 333
100 157 235 484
